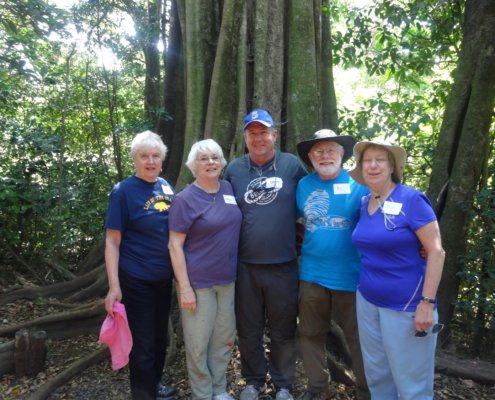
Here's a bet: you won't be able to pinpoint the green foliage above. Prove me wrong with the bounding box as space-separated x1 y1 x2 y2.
0 0 151 279
331 0 495 352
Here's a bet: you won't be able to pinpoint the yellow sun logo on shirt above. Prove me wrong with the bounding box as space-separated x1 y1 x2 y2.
154 202 169 212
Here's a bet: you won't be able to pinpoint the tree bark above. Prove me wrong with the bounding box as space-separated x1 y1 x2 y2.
158 0 186 187
320 0 338 131
175 0 219 189
250 0 285 125
426 0 495 338
204 0 244 155
0 265 106 307
286 0 320 150
0 341 15 376
0 300 105 339
435 351 495 384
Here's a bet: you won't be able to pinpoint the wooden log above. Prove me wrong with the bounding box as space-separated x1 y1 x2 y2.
0 341 15 376
30 331 47 376
0 265 105 306
14 329 47 377
0 300 105 338
435 351 495 384
14 329 30 377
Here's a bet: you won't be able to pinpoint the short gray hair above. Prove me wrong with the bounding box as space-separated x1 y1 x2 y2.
185 139 227 177
130 130 167 161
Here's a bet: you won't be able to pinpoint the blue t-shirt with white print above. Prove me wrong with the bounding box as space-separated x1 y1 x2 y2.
297 169 368 291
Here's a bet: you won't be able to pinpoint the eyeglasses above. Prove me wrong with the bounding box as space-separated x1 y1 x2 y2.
311 148 341 157
415 323 444 337
195 155 221 164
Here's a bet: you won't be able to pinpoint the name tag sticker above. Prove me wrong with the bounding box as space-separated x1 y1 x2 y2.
162 185 174 195
333 183 351 194
382 201 403 215
223 194 237 205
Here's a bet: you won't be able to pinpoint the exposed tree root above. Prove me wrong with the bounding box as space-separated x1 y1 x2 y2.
27 347 109 400
0 300 105 339
436 351 495 384
0 265 106 306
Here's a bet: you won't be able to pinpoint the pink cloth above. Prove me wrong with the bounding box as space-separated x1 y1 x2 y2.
99 301 133 370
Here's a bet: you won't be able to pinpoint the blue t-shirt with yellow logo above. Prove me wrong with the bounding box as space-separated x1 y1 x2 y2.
105 175 175 281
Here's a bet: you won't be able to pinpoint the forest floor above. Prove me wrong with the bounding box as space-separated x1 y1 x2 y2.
1 272 494 400
1 329 494 400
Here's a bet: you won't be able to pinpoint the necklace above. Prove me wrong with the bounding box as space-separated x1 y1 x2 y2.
193 180 220 202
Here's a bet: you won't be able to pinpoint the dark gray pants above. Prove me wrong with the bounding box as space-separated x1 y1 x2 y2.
235 260 299 390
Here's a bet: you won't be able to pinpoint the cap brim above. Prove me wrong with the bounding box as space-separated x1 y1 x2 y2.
244 120 273 129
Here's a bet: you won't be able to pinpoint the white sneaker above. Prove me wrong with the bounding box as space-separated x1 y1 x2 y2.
275 388 294 400
212 393 234 400
239 385 260 400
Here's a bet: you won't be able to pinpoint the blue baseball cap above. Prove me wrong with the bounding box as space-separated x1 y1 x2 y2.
243 109 274 129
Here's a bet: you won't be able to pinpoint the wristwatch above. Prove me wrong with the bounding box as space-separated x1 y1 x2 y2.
420 295 436 304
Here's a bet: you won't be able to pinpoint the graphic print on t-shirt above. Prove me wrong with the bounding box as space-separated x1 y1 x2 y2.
244 177 283 205
144 194 173 212
304 189 352 232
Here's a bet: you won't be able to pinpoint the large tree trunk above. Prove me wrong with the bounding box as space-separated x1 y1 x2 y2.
204 0 245 154
249 0 285 125
158 0 186 186
320 0 338 131
286 0 320 150
426 0 495 339
175 0 220 189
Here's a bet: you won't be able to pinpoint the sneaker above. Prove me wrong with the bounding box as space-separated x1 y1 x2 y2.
239 385 261 400
156 384 177 399
275 388 293 400
212 393 234 400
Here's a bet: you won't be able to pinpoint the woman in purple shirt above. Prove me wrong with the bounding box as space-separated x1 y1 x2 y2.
168 139 242 400
349 140 445 400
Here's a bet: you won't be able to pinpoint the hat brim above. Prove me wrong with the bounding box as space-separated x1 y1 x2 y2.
297 136 357 168
348 141 407 185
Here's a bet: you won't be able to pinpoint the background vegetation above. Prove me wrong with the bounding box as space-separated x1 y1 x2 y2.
1 0 493 358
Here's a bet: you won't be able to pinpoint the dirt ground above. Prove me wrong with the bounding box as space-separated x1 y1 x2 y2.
1 330 495 400
1 277 494 399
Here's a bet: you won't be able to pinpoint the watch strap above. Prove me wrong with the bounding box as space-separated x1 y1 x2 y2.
421 295 436 304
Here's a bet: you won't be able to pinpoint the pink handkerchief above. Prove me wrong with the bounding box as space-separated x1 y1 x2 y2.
99 301 133 370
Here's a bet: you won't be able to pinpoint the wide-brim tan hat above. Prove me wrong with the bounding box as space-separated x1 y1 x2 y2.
348 140 407 185
297 129 357 168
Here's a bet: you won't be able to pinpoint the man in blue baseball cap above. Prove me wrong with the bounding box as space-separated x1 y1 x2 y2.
224 109 307 400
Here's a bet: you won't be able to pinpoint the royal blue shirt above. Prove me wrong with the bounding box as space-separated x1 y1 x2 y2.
352 184 437 311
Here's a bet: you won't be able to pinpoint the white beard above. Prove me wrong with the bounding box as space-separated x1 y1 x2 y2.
315 163 340 178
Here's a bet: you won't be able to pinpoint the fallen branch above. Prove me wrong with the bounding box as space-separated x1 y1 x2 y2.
27 346 109 400
435 351 495 384
0 300 105 339
0 265 105 306
0 341 15 376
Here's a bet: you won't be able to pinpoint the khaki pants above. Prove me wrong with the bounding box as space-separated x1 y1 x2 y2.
298 281 370 400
